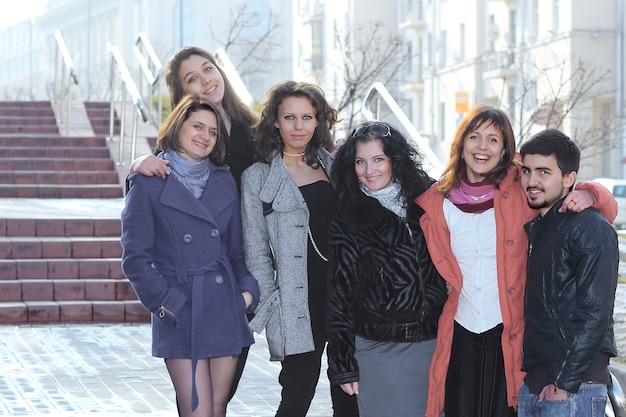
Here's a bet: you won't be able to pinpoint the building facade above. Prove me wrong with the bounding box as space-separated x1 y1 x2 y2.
1 0 625 178
400 0 626 179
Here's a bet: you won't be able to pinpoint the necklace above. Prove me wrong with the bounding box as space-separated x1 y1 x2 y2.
308 227 328 262
279 156 328 262
282 151 305 157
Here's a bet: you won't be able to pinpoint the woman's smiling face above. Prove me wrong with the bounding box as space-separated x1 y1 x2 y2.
354 139 393 191
177 55 226 108
463 121 504 183
177 109 218 162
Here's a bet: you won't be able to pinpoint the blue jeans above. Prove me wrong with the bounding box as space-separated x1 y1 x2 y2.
518 381 607 417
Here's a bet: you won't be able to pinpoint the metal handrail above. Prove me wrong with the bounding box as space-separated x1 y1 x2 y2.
361 82 444 178
133 32 164 126
53 30 78 136
107 42 148 166
215 48 254 106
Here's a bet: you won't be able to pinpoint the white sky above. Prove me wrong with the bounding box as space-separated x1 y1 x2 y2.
0 0 49 30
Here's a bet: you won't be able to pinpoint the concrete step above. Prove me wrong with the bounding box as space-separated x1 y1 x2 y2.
0 146 111 158
0 184 123 198
0 236 121 258
0 170 119 185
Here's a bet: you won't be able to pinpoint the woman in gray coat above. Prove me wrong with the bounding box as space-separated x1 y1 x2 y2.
121 95 259 417
241 81 358 417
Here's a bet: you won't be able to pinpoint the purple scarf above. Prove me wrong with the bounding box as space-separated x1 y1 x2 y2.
447 175 496 213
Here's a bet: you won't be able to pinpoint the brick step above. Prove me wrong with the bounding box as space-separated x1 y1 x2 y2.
0 299 149 323
0 101 53 108
0 109 55 117
0 170 119 185
0 257 123 280
88 116 118 124
0 147 111 159
0 126 59 135
0 278 135 302
0 136 106 147
0 218 121 237
0 116 57 125
0 184 123 198
0 236 121 259
0 157 114 170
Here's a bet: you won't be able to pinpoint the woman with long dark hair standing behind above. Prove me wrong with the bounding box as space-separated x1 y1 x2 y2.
128 46 257 407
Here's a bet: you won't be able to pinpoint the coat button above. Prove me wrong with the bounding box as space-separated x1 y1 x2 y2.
502 191 509 198
183 234 192 243
510 333 517 340
506 238 514 246
215 275 224 284
210 229 219 238
507 286 516 294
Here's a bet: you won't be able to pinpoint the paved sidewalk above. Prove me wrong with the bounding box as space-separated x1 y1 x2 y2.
0 324 333 416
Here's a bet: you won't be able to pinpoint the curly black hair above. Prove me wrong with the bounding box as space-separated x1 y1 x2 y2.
331 121 434 203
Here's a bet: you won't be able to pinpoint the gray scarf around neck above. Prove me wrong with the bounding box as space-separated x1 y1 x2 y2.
161 151 210 199
360 181 406 219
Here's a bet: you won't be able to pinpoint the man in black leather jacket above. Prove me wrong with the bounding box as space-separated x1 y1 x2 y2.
517 129 619 417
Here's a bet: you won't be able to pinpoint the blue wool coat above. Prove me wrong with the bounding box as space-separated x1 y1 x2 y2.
121 163 259 361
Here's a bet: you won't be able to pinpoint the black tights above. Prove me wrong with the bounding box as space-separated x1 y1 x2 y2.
167 356 237 417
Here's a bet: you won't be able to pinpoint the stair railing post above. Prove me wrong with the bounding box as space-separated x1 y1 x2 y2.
118 88 127 166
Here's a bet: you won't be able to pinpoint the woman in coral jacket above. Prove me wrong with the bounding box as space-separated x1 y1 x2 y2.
415 105 617 417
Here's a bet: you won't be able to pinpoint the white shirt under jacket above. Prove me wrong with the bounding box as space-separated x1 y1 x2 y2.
443 198 503 333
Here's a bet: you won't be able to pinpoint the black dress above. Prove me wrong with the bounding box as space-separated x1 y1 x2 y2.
299 180 335 342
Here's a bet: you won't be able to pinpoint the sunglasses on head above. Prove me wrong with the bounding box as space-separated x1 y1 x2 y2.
352 123 391 138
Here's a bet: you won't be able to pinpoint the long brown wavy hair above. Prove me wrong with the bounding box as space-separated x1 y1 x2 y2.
437 105 517 194
164 46 257 146
252 80 340 166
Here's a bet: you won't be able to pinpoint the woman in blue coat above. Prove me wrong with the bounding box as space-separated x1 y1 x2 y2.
121 94 259 417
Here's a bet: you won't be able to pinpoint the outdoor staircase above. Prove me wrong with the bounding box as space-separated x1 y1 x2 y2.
0 100 149 324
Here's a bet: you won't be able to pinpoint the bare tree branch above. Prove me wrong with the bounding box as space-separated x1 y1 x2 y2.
332 21 411 130
210 4 280 79
500 55 615 160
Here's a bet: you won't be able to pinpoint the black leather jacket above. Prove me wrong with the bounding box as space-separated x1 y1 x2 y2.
326 193 447 386
522 199 618 392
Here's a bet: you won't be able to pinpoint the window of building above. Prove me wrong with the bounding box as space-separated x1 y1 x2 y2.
531 0 539 41
488 14 496 51
173 0 194 48
440 30 447 68
311 19 323 71
459 23 465 61
553 0 560 33
509 9 517 47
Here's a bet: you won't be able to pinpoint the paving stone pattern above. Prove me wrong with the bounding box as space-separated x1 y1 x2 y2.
0 324 334 416
1 268 625 416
